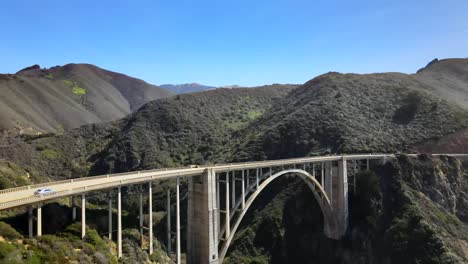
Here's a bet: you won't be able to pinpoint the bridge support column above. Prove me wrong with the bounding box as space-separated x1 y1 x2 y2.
187 169 219 264
37 205 42 237
176 178 180 264
81 194 86 238
326 158 349 239
225 172 230 239
231 171 235 210
256 168 259 189
71 196 76 221
118 186 122 258
149 182 153 255
108 193 112 240
324 162 333 204
167 189 171 254
321 162 324 186
139 190 144 247
28 207 33 238
241 170 245 209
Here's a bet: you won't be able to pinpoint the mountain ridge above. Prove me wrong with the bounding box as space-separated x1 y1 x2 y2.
0 63 174 135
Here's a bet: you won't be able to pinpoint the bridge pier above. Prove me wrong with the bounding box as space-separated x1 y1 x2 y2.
81 194 86 238
117 186 122 258
37 205 42 237
324 158 348 239
139 190 144 247
176 177 181 264
108 192 112 240
149 182 154 255
324 162 333 204
187 169 219 264
167 189 172 254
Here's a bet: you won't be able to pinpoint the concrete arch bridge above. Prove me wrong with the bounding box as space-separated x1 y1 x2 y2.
0 154 466 263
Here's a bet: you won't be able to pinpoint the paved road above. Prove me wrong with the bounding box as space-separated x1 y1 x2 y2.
0 154 465 211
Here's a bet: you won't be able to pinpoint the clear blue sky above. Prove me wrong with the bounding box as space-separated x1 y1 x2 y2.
1 0 467 87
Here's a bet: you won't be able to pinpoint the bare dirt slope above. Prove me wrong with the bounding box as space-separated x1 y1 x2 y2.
0 64 173 134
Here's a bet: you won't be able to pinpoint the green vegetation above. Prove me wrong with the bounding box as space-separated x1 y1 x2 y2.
0 161 30 190
39 148 60 160
0 222 22 240
44 73 54 80
63 79 74 86
72 86 87 96
63 79 88 96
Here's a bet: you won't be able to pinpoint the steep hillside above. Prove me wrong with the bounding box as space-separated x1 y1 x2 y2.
0 64 173 135
415 58 468 109
91 85 296 174
0 84 296 181
159 83 216 94
228 72 468 161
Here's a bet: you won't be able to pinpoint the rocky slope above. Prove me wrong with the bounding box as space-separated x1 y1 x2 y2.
0 64 173 135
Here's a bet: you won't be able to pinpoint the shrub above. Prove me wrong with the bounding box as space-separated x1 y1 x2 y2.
0 222 22 240
63 80 74 86
40 149 59 160
72 86 87 96
0 241 16 259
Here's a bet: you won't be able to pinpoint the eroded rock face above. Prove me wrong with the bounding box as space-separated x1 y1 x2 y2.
397 155 468 222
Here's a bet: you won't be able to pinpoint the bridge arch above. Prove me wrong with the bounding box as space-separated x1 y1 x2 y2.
219 169 338 262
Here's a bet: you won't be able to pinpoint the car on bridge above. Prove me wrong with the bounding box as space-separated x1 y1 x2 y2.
34 188 55 196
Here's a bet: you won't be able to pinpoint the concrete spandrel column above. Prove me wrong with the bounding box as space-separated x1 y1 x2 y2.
118 186 122 258
176 178 181 264
37 205 42 237
231 171 236 210
149 182 154 255
139 190 143 246
256 168 259 189
225 172 230 239
241 170 245 210
325 162 333 204
246 170 250 191
321 162 325 186
81 194 86 239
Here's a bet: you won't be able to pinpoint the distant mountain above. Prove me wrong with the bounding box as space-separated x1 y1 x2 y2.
0 64 174 135
159 83 216 94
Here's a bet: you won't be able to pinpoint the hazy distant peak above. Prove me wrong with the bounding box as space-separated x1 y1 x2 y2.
159 83 216 94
